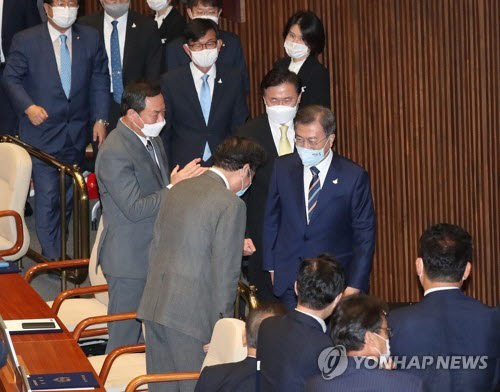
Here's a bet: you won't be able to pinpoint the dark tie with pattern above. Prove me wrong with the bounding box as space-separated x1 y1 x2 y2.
308 166 321 223
146 140 159 168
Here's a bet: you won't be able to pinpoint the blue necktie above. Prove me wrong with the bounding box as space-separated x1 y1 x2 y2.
111 20 123 103
59 35 71 98
308 166 321 223
200 74 212 161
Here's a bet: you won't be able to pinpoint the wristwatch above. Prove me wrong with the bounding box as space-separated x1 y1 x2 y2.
95 119 109 127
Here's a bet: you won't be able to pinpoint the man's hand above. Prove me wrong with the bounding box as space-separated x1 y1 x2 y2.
343 286 360 297
243 238 256 256
25 105 48 126
203 343 210 353
270 271 274 285
93 122 107 148
170 158 207 185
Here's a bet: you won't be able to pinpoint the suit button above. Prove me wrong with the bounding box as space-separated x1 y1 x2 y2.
68 99 71 103
304 235 309 241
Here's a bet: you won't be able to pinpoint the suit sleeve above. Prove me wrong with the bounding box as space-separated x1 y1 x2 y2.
96 147 164 222
89 33 110 121
212 200 246 318
25 0 42 26
232 35 250 94
1 34 34 115
145 23 162 83
262 161 281 271
160 75 173 166
348 170 376 291
230 72 249 133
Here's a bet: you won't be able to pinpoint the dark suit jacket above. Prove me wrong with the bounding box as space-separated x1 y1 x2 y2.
78 10 162 87
273 55 331 109
156 7 186 71
306 357 425 392
2 23 110 154
160 64 248 169
236 114 280 300
388 289 500 392
165 30 249 93
257 310 333 392
195 357 257 392
262 152 376 296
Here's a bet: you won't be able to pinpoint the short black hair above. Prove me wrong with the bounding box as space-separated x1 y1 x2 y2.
294 105 337 137
187 0 222 10
283 11 326 56
184 18 220 43
245 303 286 349
331 294 389 352
120 81 161 116
260 68 302 96
213 136 266 173
296 254 345 310
43 0 79 4
418 223 472 282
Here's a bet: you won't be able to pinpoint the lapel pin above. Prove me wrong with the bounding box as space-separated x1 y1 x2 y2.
161 38 166 44
333 178 339 184
76 36 80 40
218 78 222 84
132 23 137 28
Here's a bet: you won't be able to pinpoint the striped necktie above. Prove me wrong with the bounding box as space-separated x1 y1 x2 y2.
308 166 321 223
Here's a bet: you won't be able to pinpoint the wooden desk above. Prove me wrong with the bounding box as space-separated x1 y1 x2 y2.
0 273 105 391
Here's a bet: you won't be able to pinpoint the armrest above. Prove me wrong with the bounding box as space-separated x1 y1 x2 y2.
125 373 200 392
100 344 146 384
24 258 90 283
0 210 23 258
51 284 108 314
73 312 136 341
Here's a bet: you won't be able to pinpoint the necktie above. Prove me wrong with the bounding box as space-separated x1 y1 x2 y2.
278 124 292 156
146 140 159 168
308 166 321 223
59 35 71 98
200 74 212 161
111 20 123 103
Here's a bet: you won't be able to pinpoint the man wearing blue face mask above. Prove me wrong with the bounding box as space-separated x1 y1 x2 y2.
262 105 376 309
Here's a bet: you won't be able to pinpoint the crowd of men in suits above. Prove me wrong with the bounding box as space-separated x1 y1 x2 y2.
0 0 498 391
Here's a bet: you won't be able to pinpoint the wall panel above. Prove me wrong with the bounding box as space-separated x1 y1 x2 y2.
83 0 499 305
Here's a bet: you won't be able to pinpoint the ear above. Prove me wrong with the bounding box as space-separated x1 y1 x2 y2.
43 3 52 17
364 330 376 350
333 292 343 308
216 39 223 52
462 261 472 281
241 328 247 347
186 8 194 19
328 134 335 149
294 281 298 297
415 257 424 277
296 92 302 105
182 44 192 59
217 9 223 17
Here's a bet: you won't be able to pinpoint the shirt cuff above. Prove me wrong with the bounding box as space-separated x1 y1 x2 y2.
166 184 173 189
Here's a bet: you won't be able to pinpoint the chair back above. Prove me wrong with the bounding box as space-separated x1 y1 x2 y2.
0 143 31 260
201 318 246 369
89 217 108 306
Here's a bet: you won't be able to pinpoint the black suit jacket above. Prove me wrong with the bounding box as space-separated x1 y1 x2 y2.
273 55 331 109
306 357 425 392
160 64 248 168
156 7 186 71
388 289 500 392
257 310 332 392
236 114 280 301
195 357 257 392
165 30 249 93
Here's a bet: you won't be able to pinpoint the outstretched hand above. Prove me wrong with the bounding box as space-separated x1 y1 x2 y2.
170 158 208 185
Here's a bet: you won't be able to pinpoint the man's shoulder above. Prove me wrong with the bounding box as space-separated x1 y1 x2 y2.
77 11 103 27
73 23 102 41
333 153 368 176
236 114 269 138
96 124 130 161
128 9 157 31
11 23 45 43
220 29 242 45
161 65 190 84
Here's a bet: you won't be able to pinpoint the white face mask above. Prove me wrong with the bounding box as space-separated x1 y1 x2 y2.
265 103 298 125
190 47 219 68
132 114 166 138
49 6 78 29
373 333 391 366
102 1 129 18
193 15 219 25
147 0 169 11
284 40 310 59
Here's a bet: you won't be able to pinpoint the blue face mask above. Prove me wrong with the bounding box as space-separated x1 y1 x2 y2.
236 168 251 197
296 138 330 167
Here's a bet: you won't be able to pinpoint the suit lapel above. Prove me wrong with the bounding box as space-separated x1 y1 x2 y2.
183 67 207 128
289 153 307 226
208 66 224 127
308 151 337 225
70 25 83 99
122 10 138 85
152 137 169 186
262 115 279 158
42 24 65 97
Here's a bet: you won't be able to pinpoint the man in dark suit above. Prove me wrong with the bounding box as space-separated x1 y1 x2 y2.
195 303 285 392
161 19 248 169
137 136 265 392
306 294 425 392
262 105 376 309
388 223 500 392
96 81 204 353
78 0 162 129
0 0 41 135
164 0 249 93
237 68 302 302
257 254 345 392
2 0 109 260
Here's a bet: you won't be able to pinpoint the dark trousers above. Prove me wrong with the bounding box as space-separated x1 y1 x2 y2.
279 286 298 311
0 65 18 136
247 252 277 303
31 136 83 259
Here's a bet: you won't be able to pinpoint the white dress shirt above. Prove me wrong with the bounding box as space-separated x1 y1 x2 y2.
295 308 327 333
424 286 460 296
303 149 333 223
209 167 230 190
47 22 73 78
190 61 216 100
0 0 4 62
267 117 295 154
103 11 128 93
288 58 306 74
154 5 172 28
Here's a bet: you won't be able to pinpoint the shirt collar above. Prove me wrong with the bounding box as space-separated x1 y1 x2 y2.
47 22 72 43
424 286 460 296
190 61 217 81
209 168 230 190
155 5 173 21
294 308 327 333
267 115 295 130
104 10 128 26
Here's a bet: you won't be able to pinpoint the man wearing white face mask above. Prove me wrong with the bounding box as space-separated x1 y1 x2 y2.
263 105 376 310
160 18 248 170
96 81 207 353
2 0 110 260
79 0 162 130
236 68 302 303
